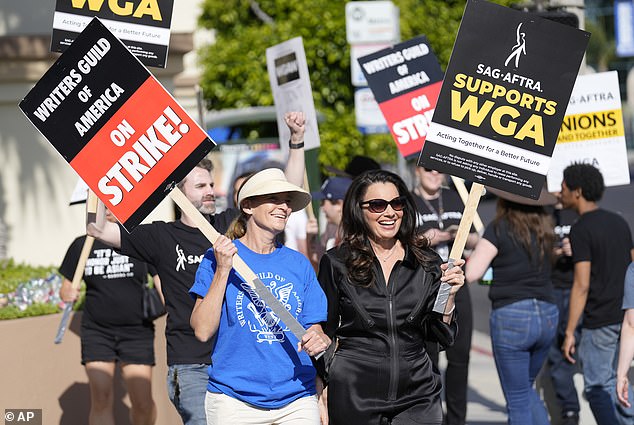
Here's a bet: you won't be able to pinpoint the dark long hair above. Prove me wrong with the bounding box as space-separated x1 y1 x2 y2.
341 170 436 287
493 199 555 264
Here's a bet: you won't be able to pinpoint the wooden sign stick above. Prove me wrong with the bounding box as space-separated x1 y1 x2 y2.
450 176 484 234
303 170 316 221
54 191 98 344
432 182 484 313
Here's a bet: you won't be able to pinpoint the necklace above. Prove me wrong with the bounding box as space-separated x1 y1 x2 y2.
374 241 399 262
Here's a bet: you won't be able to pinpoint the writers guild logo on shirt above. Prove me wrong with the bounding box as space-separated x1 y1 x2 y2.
504 23 527 69
236 280 302 344
175 244 203 272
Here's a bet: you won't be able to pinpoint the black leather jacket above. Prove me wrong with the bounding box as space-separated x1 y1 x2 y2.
317 244 457 424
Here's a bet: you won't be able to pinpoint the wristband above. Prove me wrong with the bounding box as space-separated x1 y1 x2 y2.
289 140 304 149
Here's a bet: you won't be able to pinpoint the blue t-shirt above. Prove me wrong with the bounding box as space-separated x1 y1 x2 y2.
622 263 634 310
189 239 327 408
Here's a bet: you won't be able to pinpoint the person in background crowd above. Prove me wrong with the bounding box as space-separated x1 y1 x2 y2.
318 169 465 425
560 163 634 425
617 262 634 409
284 209 309 256
466 187 558 425
325 155 381 179
87 112 308 425
411 166 479 425
231 172 254 208
60 208 160 425
544 202 582 425
190 168 330 425
306 176 352 269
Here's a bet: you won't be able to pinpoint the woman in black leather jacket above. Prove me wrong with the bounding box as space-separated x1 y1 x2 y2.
317 170 465 425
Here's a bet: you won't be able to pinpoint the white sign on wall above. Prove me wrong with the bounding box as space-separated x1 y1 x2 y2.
345 1 399 44
350 43 392 86
355 87 389 134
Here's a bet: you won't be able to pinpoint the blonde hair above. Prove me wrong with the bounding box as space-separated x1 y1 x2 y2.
226 211 249 239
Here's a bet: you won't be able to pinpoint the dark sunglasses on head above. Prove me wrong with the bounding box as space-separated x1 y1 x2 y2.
360 196 407 213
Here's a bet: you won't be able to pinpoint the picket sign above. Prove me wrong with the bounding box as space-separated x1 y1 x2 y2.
432 182 484 313
54 191 98 344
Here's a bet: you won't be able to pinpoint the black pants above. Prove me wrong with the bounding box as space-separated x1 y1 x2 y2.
426 284 473 425
329 342 444 425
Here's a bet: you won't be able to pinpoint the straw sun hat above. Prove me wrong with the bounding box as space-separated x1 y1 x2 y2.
236 168 311 212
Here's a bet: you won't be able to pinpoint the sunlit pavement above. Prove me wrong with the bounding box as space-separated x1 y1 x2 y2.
437 329 597 425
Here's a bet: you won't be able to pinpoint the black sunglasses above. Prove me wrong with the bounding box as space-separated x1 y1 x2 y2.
360 196 407 213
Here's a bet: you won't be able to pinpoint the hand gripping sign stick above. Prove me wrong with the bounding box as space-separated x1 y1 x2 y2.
54 191 98 344
169 188 323 358
432 182 484 314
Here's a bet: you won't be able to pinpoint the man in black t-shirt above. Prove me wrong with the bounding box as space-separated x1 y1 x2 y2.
560 164 634 425
87 112 308 425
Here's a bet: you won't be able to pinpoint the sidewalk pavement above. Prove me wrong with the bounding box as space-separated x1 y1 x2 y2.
440 329 597 425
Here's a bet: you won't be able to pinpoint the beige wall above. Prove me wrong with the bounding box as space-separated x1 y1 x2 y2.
0 313 182 424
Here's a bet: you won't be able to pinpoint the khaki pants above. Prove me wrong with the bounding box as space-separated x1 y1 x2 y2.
204 392 319 425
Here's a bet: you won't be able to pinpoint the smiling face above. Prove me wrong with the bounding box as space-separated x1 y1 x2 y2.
242 192 293 236
361 182 403 243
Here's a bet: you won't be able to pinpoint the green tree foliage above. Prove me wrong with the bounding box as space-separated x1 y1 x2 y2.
585 20 616 72
198 0 514 171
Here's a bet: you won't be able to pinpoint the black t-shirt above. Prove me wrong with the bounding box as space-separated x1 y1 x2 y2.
551 208 578 290
483 218 554 309
60 236 151 326
412 188 465 262
570 209 633 329
119 209 239 365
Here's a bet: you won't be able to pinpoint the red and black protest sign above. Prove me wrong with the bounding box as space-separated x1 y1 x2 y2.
20 18 215 231
358 36 443 159
52 0 174 68
418 0 589 199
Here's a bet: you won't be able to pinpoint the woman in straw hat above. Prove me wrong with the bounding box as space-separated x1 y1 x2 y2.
466 186 559 425
317 169 465 425
189 168 330 425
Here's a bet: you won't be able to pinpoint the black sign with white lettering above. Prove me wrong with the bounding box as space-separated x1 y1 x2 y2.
418 0 589 198
52 0 174 68
20 18 215 230
358 35 443 158
275 52 300 85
